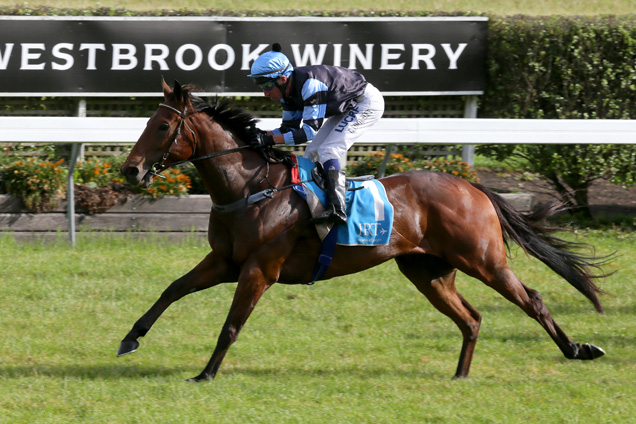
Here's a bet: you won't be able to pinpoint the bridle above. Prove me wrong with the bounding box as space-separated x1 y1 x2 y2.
149 103 251 178
147 102 311 213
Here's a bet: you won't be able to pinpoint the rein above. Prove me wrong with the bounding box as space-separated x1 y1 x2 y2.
149 103 252 178
148 102 300 212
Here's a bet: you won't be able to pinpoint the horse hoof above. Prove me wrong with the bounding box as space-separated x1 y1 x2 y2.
581 343 606 360
117 340 140 357
187 373 212 383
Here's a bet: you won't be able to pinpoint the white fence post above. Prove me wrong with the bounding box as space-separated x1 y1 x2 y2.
67 99 86 246
462 96 478 166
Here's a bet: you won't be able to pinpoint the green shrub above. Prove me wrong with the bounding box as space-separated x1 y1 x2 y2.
75 156 192 199
483 15 636 120
0 157 67 212
478 15 636 216
0 155 197 213
143 168 192 199
348 151 414 177
348 152 479 183
417 158 480 182
76 157 123 187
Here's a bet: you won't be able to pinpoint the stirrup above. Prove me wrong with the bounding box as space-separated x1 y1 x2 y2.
311 209 347 226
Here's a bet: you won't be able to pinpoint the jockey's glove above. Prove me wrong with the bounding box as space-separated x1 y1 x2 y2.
252 130 275 148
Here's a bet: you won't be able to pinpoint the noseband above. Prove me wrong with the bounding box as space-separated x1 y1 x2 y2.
149 103 251 178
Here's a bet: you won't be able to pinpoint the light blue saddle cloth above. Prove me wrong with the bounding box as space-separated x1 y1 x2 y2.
292 155 394 246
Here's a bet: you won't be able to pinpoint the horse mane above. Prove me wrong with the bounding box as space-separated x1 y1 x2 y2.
179 84 293 166
176 85 258 144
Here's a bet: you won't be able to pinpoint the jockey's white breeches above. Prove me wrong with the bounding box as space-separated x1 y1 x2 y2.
304 83 385 168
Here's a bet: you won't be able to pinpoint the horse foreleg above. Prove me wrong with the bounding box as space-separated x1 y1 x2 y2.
396 255 482 379
189 265 273 382
117 251 237 357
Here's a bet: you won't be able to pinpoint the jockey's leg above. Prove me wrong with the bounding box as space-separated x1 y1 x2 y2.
311 159 348 225
308 83 384 226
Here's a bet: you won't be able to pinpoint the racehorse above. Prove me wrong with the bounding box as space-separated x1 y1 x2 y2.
118 80 608 382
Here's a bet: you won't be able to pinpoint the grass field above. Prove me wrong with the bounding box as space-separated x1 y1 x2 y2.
1 231 635 423
0 0 635 15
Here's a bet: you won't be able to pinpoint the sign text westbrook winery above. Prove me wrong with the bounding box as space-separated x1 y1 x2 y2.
0 17 488 96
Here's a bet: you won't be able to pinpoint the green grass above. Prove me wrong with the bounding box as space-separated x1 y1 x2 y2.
1 231 635 423
1 0 635 15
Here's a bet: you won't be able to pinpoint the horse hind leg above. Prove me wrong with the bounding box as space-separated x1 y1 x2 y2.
396 254 482 379
483 266 605 361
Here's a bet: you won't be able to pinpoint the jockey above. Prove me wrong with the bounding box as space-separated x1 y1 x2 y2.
248 43 385 226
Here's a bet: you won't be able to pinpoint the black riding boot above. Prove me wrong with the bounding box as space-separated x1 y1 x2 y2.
311 169 348 225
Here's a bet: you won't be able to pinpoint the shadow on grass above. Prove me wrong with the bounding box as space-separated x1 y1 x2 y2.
0 362 449 381
4 357 631 383
220 364 449 380
0 363 194 380
478 324 635 347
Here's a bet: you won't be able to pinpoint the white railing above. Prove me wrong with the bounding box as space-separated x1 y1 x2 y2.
4 117 636 144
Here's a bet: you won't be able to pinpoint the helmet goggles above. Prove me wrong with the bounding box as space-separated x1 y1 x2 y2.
253 76 278 92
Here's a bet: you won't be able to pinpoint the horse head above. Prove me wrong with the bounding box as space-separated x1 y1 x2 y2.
121 79 198 187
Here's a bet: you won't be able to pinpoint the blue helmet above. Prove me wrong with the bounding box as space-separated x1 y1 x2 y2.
247 43 293 79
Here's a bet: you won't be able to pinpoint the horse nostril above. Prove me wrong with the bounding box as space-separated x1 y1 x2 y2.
122 166 139 178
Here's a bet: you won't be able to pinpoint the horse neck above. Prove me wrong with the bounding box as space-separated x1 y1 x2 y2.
192 117 281 206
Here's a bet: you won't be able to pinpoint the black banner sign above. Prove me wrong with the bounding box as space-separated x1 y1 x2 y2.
0 17 488 96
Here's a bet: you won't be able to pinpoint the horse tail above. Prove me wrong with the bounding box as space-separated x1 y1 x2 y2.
471 182 608 313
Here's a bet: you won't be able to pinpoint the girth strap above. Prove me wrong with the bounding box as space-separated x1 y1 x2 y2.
308 226 338 284
211 188 276 213
211 179 313 213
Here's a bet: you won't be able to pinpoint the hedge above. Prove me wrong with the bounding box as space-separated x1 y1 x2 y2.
482 15 636 119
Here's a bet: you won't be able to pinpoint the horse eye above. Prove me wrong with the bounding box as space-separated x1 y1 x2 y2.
158 122 170 132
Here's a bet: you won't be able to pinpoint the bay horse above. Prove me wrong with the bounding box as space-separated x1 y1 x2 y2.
118 80 607 382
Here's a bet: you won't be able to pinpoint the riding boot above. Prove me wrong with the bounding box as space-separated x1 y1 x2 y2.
311 169 348 226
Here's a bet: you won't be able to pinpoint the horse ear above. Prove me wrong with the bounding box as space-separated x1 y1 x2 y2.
173 80 183 102
162 77 172 100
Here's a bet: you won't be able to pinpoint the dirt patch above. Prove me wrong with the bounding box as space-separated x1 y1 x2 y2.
476 169 636 217
74 183 136 214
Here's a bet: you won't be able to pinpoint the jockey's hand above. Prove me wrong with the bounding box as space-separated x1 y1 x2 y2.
251 130 275 148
